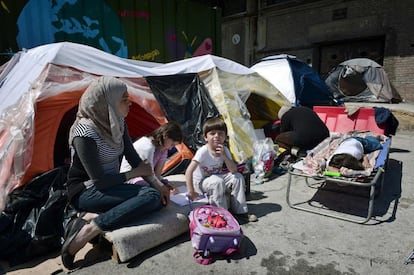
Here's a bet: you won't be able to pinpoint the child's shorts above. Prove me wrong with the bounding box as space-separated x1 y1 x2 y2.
353 136 383 154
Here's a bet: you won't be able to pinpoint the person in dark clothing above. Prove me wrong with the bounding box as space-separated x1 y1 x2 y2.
275 106 330 154
61 76 166 270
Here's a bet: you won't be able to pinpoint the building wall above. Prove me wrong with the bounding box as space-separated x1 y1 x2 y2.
222 18 249 64
385 56 414 102
221 0 414 102
0 0 221 64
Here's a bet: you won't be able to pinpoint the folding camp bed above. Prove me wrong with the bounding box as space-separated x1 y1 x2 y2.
285 106 391 224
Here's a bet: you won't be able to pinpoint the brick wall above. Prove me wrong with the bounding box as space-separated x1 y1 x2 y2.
222 0 414 102
385 56 414 103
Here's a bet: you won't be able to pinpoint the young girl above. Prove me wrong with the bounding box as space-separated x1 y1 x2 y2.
120 122 183 192
326 135 383 174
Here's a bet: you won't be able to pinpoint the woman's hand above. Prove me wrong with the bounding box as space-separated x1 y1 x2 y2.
161 179 179 195
127 162 152 179
156 185 171 206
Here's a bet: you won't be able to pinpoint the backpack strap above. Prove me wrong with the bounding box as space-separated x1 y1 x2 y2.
193 251 214 265
193 247 238 265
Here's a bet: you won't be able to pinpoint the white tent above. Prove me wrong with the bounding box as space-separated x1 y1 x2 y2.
251 55 297 103
251 54 336 107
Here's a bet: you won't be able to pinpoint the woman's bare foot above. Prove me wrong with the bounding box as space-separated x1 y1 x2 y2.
82 212 99 222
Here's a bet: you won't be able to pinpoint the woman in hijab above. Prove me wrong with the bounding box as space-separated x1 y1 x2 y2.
61 76 169 270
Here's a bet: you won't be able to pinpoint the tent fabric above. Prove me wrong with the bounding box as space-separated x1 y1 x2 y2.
0 42 254 116
251 54 337 108
0 42 290 211
324 58 403 103
147 73 219 153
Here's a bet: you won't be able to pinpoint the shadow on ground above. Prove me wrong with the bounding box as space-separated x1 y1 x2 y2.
286 158 402 224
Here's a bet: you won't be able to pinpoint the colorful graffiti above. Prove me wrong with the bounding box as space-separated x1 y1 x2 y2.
181 32 213 58
16 0 128 58
132 31 213 62
0 0 220 63
182 31 198 58
118 9 150 20
131 49 160 61
1 1 10 13
164 29 214 61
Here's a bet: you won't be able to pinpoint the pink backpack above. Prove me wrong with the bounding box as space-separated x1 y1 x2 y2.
189 205 243 264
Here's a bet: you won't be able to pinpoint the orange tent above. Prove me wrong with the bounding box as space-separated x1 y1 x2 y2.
0 42 289 211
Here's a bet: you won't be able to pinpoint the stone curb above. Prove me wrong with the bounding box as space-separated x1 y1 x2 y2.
392 110 414 132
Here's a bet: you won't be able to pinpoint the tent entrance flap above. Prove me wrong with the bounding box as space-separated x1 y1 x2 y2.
146 73 219 153
338 68 368 96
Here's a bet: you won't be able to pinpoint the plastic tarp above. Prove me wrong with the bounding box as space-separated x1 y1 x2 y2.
0 166 69 266
146 73 219 153
204 69 286 161
147 70 279 162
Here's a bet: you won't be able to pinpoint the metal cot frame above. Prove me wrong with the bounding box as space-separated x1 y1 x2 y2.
285 106 390 224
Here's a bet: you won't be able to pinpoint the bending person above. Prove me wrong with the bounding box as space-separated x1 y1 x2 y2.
275 106 330 155
62 76 163 270
120 121 184 195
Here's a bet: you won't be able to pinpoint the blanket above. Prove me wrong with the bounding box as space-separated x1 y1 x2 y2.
292 131 387 180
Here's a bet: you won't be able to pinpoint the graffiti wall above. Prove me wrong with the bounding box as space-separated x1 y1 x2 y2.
0 0 221 64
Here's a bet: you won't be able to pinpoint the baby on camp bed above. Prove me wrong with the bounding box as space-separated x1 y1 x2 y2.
325 135 383 177
299 131 386 178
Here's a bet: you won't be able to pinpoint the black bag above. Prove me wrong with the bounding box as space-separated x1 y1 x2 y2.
0 165 69 266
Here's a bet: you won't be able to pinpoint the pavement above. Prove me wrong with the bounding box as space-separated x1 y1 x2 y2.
1 102 414 275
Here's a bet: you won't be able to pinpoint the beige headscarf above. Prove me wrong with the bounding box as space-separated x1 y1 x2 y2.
69 76 127 149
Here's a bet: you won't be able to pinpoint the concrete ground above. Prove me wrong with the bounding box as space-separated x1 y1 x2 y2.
2 103 414 275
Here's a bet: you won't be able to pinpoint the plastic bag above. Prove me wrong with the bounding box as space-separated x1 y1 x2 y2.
252 138 277 184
